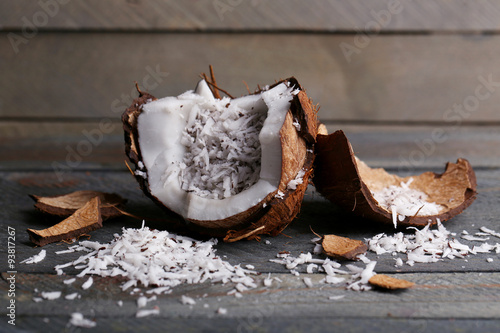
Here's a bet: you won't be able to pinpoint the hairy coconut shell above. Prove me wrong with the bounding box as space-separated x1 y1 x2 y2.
122 78 318 240
313 130 477 227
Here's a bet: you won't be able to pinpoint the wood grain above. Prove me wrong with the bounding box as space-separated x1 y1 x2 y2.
1 0 500 32
2 33 500 122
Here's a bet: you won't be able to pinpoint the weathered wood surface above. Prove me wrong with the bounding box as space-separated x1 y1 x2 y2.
2 272 500 332
2 0 500 32
2 34 500 122
1 168 500 331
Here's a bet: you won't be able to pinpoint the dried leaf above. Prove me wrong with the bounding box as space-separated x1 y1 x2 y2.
30 190 126 219
27 197 103 246
322 234 367 260
369 274 415 290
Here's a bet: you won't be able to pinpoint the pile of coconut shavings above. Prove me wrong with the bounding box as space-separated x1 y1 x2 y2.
371 178 443 228
55 223 258 294
367 220 500 266
179 99 267 199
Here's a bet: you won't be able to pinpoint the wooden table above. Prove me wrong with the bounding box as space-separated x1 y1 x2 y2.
2 125 500 332
2 1 500 332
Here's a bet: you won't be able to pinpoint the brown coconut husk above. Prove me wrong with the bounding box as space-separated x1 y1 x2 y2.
313 130 477 227
122 77 318 241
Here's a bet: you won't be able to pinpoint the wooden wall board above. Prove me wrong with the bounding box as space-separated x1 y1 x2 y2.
2 33 500 122
1 122 499 170
2 0 500 32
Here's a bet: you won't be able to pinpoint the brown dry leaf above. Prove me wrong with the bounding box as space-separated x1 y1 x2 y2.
369 274 415 290
27 197 103 247
30 190 126 219
322 234 367 260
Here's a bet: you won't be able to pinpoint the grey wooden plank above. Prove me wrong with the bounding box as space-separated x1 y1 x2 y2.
1 122 499 170
5 317 500 333
0 168 499 276
2 33 500 122
2 0 500 32
2 271 500 332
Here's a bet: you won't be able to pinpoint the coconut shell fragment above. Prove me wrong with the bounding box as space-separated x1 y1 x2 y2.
369 274 415 290
313 130 477 227
27 197 103 246
30 190 126 219
322 234 367 260
122 75 318 241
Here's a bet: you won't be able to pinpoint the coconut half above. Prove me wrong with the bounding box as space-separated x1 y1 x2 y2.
313 130 477 227
122 77 317 241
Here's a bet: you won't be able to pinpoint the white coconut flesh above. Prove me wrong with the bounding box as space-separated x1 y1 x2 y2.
137 80 300 221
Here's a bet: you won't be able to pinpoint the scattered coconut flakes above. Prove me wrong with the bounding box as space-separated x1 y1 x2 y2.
275 191 285 199
245 264 255 270
55 224 258 295
117 300 123 307
367 221 500 266
136 307 160 318
65 292 79 300
480 227 500 239
217 307 228 315
33 297 43 303
487 258 494 263
462 234 490 242
63 278 76 285
41 291 62 300
263 274 273 287
328 295 345 300
265 240 271 245
69 312 96 328
303 277 313 288
55 248 77 255
81 277 93 290
394 258 404 267
21 249 46 264
137 296 148 308
181 295 196 305
371 178 443 228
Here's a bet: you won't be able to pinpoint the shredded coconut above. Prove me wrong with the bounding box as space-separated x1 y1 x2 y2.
367 220 500 265
41 291 61 300
136 307 160 318
69 313 96 328
217 307 228 315
65 293 79 300
181 295 196 305
287 169 305 190
21 249 46 264
81 277 93 290
371 178 443 228
55 224 258 295
179 97 267 199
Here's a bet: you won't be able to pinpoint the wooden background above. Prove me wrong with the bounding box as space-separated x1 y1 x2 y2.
1 0 500 169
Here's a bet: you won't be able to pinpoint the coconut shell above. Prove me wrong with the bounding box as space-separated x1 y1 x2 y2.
122 78 318 240
313 130 477 227
30 190 126 219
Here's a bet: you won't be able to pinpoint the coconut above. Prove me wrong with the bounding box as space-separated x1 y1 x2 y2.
122 76 317 241
313 130 477 227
